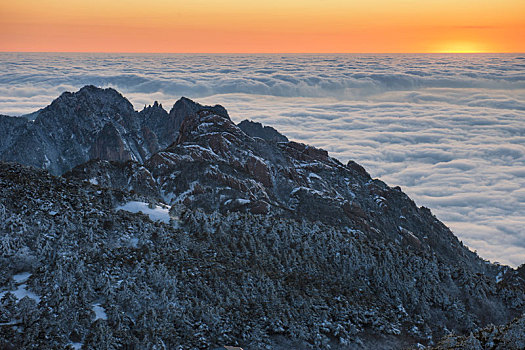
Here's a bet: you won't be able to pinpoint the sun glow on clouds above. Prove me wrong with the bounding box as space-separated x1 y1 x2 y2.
435 42 488 54
1 0 524 52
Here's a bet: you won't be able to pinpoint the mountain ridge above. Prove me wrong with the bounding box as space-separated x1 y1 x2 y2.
0 85 228 175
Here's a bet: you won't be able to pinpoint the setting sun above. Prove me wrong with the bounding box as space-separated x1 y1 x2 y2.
433 41 488 54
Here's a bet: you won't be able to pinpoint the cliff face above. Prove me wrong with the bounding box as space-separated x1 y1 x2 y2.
89 122 133 162
0 86 524 349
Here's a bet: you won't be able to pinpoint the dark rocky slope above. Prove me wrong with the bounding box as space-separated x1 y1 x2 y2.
432 313 525 350
79 109 485 266
64 159 161 202
1 162 524 349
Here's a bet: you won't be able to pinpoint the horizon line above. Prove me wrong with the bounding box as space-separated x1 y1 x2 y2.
1 51 523 55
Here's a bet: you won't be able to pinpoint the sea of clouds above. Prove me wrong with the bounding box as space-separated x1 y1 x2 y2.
1 53 524 266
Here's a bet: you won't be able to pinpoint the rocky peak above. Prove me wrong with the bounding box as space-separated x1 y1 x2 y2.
139 101 169 153
37 85 135 125
168 96 229 131
3 86 142 175
0 87 229 175
170 96 229 118
137 96 231 152
141 100 165 113
237 119 289 143
175 110 245 147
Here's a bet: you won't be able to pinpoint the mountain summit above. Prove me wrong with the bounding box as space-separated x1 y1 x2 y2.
0 86 226 175
0 86 523 349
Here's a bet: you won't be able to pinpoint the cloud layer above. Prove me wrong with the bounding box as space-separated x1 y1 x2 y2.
1 53 524 266
1 53 524 116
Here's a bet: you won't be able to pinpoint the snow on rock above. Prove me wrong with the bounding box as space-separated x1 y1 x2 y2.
43 154 51 169
308 172 323 181
116 201 171 224
13 272 31 283
224 198 251 206
92 303 108 321
496 271 504 283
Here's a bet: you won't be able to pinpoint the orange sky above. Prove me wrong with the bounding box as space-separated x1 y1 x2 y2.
1 0 524 53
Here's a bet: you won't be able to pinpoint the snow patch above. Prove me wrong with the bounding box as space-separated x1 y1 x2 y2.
290 187 307 195
496 271 504 283
170 181 199 206
43 155 50 169
116 201 171 224
308 172 323 181
224 198 251 206
128 237 139 248
13 272 31 284
183 144 220 159
10 284 40 302
197 122 214 131
291 186 326 198
92 303 107 321
0 273 41 303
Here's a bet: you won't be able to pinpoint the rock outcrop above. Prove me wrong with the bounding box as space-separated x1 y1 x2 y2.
237 119 289 143
433 313 525 350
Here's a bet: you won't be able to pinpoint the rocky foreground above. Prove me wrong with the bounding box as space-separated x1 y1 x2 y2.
0 86 524 349
432 313 525 350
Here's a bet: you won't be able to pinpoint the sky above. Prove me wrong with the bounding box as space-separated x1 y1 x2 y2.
1 0 524 53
